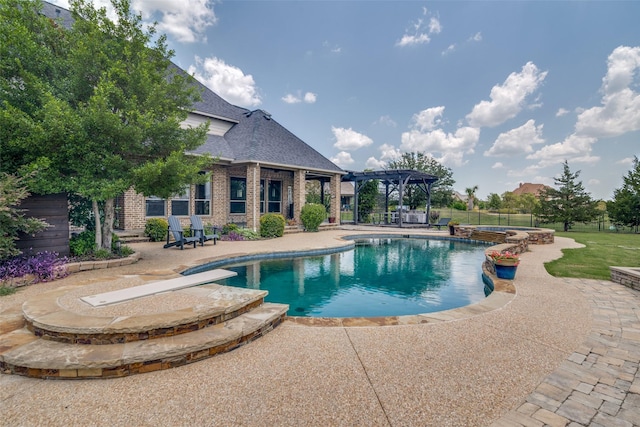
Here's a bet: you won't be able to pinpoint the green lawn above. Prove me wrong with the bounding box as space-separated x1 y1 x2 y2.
546 232 640 280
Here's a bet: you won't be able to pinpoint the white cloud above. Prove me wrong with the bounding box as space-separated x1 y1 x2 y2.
442 44 456 56
398 107 479 167
379 143 402 162
527 133 599 167
617 157 636 166
412 106 446 131
396 33 430 47
528 46 640 170
556 108 570 117
188 56 261 108
374 115 397 127
574 46 640 138
282 94 300 104
332 127 373 151
466 62 548 128
303 92 317 103
484 120 545 157
469 32 482 42
429 17 442 34
282 91 317 104
492 162 504 169
365 157 387 169
330 151 354 168
396 7 441 47
322 41 342 54
400 126 480 167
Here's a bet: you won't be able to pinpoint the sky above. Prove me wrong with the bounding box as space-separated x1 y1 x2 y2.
48 0 640 200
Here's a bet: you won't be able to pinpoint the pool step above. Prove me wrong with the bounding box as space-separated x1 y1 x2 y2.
0 302 288 379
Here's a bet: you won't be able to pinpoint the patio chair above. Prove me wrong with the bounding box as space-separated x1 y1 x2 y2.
432 217 451 230
163 215 199 249
190 215 219 246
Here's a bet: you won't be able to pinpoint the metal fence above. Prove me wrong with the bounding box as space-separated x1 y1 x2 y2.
343 207 637 234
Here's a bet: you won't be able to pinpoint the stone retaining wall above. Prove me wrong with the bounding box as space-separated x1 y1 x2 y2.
610 267 640 291
454 225 554 245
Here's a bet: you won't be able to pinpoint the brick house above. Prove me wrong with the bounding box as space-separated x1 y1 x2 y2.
41 2 344 233
115 75 344 232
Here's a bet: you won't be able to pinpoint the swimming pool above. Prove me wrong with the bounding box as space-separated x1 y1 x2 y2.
210 237 490 318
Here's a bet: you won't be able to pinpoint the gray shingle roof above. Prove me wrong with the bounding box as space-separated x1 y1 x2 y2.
40 1 343 174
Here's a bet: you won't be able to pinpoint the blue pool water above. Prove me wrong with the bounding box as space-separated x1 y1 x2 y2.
212 238 489 318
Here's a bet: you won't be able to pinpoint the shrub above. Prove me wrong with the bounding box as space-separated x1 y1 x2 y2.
300 203 326 232
0 286 17 296
94 248 112 259
144 218 168 242
0 251 68 285
69 230 96 256
260 214 285 238
119 245 135 257
237 228 260 240
222 223 239 235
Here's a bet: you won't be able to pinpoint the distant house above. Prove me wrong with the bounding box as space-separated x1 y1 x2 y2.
340 182 355 210
511 183 550 197
40 2 344 233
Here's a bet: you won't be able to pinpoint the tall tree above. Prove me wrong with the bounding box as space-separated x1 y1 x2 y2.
387 152 455 208
465 185 478 211
357 179 379 223
535 161 599 231
1 0 211 250
487 193 502 211
607 156 640 232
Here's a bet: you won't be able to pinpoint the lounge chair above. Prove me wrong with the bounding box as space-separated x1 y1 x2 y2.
432 217 451 230
164 215 199 249
190 215 219 246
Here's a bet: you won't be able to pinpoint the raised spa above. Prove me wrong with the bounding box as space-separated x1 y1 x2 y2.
194 237 490 318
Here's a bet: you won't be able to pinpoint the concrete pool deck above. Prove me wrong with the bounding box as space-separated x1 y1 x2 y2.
1 227 639 426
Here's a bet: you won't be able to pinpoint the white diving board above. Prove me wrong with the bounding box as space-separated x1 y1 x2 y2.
80 269 237 307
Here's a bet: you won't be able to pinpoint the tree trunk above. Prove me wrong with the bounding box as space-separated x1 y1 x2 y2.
101 198 115 250
564 222 569 232
92 200 102 251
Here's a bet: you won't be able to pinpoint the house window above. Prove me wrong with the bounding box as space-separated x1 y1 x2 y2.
230 177 246 213
260 179 265 214
146 196 166 217
171 186 190 216
195 180 211 215
268 180 281 213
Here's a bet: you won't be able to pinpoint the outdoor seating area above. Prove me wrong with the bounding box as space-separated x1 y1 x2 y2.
163 215 219 250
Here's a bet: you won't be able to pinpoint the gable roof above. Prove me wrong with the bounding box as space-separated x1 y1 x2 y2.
511 182 549 197
40 1 343 175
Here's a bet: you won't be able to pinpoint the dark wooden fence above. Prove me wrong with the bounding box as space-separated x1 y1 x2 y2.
16 193 70 256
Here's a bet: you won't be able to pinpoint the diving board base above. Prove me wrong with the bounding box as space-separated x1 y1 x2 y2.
80 269 237 307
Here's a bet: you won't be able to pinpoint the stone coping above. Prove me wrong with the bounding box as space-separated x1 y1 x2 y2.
22 283 268 344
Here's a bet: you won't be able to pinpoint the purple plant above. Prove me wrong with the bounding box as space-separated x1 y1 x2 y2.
0 251 68 284
219 231 245 241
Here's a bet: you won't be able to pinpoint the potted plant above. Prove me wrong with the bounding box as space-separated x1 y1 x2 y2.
447 220 459 236
488 250 520 279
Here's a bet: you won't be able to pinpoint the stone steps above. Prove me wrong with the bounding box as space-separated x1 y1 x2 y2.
0 279 289 379
0 303 287 379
